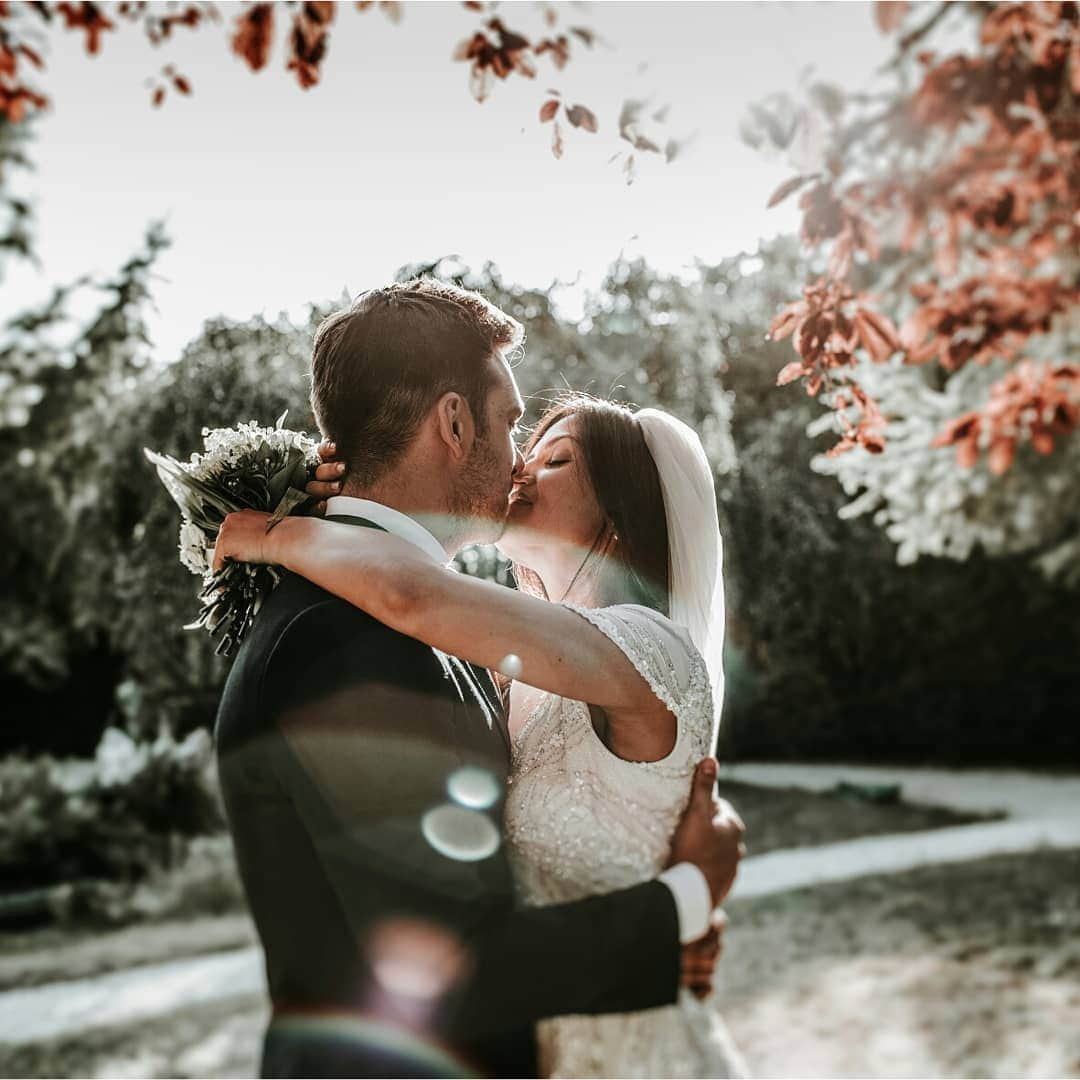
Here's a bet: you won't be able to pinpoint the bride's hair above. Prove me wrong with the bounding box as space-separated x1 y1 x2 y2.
513 392 671 616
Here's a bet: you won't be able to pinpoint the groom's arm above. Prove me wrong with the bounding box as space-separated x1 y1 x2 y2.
260 599 685 1040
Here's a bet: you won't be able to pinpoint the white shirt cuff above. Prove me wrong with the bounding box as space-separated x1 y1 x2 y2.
658 862 712 944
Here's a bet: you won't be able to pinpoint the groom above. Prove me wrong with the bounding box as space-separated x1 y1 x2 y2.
215 278 744 1079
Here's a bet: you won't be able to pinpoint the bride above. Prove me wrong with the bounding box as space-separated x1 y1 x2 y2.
214 392 749 1079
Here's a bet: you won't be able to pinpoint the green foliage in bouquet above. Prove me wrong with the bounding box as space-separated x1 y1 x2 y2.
145 414 319 656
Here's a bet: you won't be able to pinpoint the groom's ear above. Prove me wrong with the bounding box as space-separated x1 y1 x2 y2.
434 391 475 459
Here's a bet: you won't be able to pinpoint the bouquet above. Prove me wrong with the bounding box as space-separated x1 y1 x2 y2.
145 413 319 656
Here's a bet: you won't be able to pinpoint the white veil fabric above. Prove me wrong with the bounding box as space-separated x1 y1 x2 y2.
636 409 726 735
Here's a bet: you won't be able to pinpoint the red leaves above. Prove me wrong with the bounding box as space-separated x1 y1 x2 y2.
534 35 569 70
538 95 597 137
151 63 193 106
770 279 900 392
899 275 1075 373
287 2 336 90
0 84 47 123
763 1 1079 478
454 17 535 102
0 13 49 123
233 4 274 72
828 385 887 456
931 361 1080 474
56 2 115 55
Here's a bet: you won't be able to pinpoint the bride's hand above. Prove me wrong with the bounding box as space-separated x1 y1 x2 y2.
304 440 347 513
681 911 726 1000
212 510 278 572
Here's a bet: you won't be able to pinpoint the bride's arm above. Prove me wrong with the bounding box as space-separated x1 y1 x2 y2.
214 510 661 715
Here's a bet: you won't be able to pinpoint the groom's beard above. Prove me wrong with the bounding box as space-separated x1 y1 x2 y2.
449 434 509 546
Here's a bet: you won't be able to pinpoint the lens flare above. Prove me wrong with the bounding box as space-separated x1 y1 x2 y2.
498 653 523 678
421 804 500 862
447 766 500 810
369 918 467 1002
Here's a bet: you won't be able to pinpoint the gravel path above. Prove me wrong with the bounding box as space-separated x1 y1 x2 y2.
2 764 1077 1050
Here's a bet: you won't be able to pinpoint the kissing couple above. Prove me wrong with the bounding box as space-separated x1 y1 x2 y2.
213 277 749 1079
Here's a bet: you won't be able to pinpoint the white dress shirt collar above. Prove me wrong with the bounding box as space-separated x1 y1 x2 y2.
324 496 449 564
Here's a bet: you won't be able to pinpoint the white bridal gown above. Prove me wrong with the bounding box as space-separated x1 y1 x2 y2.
503 603 749 1079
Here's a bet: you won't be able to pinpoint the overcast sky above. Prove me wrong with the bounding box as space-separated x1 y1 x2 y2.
7 1 899 362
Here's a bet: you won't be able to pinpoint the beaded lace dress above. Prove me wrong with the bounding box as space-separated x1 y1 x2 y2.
504 603 749 1079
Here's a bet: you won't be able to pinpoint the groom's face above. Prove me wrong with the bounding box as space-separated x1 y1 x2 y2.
449 351 525 545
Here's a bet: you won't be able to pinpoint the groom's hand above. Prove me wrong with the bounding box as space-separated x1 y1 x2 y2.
668 758 745 907
305 440 347 513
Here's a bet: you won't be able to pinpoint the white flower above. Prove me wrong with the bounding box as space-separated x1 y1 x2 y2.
179 521 211 576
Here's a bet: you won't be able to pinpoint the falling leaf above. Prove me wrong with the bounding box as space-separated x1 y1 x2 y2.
539 98 559 123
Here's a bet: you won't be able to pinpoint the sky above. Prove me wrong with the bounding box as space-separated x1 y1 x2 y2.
6 0 900 363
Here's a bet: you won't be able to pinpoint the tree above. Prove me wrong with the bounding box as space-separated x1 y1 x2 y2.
0 222 171 752
747 1 1079 581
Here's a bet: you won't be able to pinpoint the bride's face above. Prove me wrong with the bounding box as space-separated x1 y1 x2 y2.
497 415 606 567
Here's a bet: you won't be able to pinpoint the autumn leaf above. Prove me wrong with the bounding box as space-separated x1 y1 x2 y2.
566 104 597 133
539 98 558 123
233 4 274 72
1031 430 1055 454
551 119 563 159
56 1 117 55
766 173 818 209
769 307 801 341
776 361 805 386
988 437 1016 475
874 1 909 33
854 308 900 362
18 44 45 69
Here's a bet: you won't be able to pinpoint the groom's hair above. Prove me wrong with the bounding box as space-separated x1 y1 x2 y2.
310 278 524 487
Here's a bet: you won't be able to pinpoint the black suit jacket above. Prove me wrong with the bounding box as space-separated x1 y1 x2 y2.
215 518 681 1078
